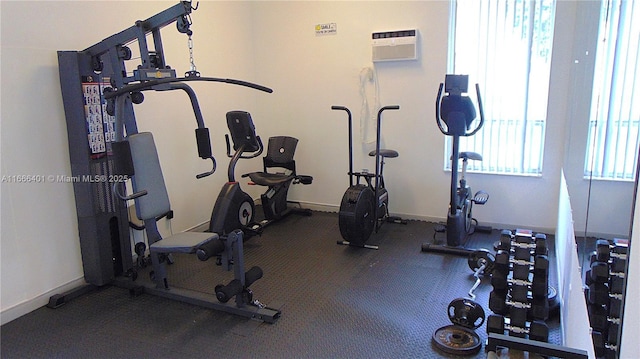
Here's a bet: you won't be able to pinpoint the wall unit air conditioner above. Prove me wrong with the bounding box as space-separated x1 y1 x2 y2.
372 29 418 62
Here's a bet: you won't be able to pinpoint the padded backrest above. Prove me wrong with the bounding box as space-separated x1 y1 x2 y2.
264 136 298 173
128 132 171 220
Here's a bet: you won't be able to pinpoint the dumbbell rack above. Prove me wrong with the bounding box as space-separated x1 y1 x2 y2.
485 229 588 357
585 238 628 359
488 229 551 342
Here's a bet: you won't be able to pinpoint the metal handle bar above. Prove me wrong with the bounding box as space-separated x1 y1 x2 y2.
153 82 217 179
196 157 216 179
435 83 446 134
468 83 484 136
224 134 264 159
104 76 273 100
331 105 354 187
112 182 148 201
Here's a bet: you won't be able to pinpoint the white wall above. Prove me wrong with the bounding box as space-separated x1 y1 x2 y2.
1 0 637 345
250 0 576 234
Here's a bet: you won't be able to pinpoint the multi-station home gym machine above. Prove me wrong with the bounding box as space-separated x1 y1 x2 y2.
51 1 281 322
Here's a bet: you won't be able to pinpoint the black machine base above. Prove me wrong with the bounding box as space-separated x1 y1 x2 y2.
47 284 99 309
113 277 282 324
47 278 282 324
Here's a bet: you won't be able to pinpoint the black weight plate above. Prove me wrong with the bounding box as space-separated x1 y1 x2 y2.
448 298 486 330
432 324 482 355
467 249 496 275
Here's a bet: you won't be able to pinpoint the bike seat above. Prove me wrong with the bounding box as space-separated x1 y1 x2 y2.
245 172 294 187
369 149 399 158
460 151 482 161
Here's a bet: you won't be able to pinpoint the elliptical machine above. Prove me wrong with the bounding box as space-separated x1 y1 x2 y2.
422 75 491 255
331 105 407 249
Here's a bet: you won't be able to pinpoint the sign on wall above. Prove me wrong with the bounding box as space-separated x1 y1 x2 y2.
315 23 337 36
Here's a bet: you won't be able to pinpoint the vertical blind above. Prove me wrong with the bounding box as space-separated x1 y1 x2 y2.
585 0 640 181
447 0 556 175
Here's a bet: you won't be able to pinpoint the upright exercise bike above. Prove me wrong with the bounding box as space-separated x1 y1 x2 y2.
332 105 407 249
422 75 491 255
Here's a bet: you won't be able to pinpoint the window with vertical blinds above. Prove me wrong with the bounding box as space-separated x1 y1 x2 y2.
585 0 640 181
446 0 556 175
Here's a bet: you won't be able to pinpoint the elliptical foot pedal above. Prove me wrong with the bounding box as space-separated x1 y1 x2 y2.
473 190 489 205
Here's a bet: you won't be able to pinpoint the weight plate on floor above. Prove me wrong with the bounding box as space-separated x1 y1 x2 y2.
467 248 496 275
432 324 482 355
448 298 486 330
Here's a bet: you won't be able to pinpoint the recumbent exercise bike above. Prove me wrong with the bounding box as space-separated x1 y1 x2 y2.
202 111 312 257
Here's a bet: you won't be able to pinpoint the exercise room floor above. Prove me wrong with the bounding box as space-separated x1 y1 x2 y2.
0 210 560 358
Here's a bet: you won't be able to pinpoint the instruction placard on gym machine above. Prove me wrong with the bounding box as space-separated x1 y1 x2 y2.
82 77 116 157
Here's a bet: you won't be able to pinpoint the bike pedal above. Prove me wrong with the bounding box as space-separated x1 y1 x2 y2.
473 190 489 205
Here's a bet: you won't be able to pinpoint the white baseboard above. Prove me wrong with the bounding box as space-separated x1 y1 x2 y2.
1 277 86 325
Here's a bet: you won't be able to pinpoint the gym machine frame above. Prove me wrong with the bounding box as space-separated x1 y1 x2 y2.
53 1 280 322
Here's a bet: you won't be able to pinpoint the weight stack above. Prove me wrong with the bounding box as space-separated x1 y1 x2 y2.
585 238 627 359
488 229 550 342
